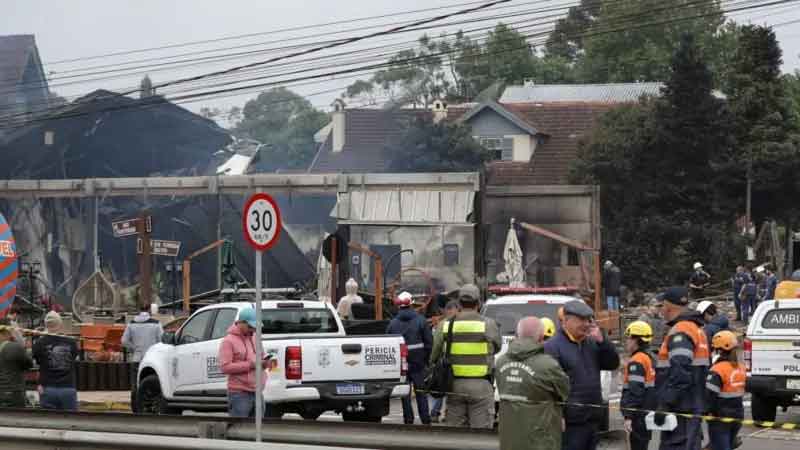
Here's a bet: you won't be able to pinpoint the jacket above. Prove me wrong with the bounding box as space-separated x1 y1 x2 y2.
603 266 622 297
544 328 620 424
765 274 778 300
32 335 79 387
656 311 710 414
702 314 729 346
386 308 432 373
705 360 745 420
430 311 501 377
621 349 656 421
121 312 164 362
739 272 757 299
496 337 570 450
0 340 32 393
218 325 265 393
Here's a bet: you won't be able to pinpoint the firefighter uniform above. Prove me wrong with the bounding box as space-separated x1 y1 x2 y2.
655 288 710 450
622 350 656 450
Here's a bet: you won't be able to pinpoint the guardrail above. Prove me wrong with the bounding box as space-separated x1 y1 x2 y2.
0 409 499 450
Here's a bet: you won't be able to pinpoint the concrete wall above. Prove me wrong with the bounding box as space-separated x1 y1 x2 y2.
482 185 599 287
348 224 475 293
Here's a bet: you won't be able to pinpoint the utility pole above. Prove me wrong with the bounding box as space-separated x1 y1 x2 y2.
746 161 752 233
137 212 153 309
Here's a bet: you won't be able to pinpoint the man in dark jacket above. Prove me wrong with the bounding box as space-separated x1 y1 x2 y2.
387 291 433 425
544 300 620 450
32 312 79 410
603 261 622 311
497 316 570 450
0 320 32 408
731 266 745 321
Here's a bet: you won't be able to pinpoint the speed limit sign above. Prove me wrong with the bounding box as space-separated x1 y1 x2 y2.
242 193 282 251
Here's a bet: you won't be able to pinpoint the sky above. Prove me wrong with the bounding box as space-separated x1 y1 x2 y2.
4 0 800 118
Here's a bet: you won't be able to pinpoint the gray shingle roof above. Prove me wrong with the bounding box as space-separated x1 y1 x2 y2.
500 83 664 103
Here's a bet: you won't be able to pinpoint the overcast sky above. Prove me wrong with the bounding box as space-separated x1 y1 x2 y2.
4 0 800 117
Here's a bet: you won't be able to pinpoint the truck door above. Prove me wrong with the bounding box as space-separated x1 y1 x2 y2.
202 308 238 390
173 309 215 393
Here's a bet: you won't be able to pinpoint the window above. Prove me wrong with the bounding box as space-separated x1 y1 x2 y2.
177 310 214 345
210 309 238 340
567 248 580 266
479 137 514 161
761 309 800 329
262 309 339 334
483 302 565 336
443 244 459 266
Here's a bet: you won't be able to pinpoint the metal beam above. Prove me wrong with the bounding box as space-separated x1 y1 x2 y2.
0 173 480 199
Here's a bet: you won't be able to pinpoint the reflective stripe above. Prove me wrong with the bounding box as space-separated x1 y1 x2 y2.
442 320 487 334
452 364 489 377
718 391 744 399
669 348 694 359
645 382 655 387
656 360 670 368
692 358 710 366
500 394 530 402
706 382 721 393
451 342 489 355
407 343 424 350
628 375 646 383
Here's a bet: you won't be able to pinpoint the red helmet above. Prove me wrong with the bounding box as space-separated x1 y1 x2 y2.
393 291 413 308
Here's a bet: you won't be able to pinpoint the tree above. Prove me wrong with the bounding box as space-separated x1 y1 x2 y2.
545 0 602 61
385 115 487 172
234 87 329 171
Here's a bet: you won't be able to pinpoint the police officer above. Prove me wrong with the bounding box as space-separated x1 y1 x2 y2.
621 321 656 450
387 291 432 425
705 331 745 450
654 287 710 450
496 317 570 450
544 300 620 450
429 284 501 429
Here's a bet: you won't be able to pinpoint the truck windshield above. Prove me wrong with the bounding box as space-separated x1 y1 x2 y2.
262 308 338 334
761 308 800 329
483 303 563 335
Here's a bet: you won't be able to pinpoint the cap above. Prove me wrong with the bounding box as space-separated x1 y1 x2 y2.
562 300 594 319
658 286 689 306
237 307 258 328
45 311 63 327
458 284 480 303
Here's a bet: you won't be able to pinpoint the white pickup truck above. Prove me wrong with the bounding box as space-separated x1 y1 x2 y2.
134 299 410 422
745 298 800 422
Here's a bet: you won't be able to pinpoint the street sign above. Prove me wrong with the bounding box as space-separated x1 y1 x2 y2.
112 219 140 237
242 193 282 251
137 239 181 257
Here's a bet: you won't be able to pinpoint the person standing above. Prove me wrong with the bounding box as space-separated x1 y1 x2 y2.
32 312 79 411
337 278 363 320
496 316 570 450
603 261 622 311
429 284 501 429
430 300 461 423
689 262 711 300
0 319 32 408
653 287 710 450
738 266 758 323
387 291 432 425
218 307 272 417
638 298 667 348
764 267 778 301
122 304 164 362
544 300 620 450
731 266 745 322
705 331 745 450
621 321 657 450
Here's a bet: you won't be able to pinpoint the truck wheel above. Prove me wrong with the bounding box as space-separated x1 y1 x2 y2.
751 394 777 423
137 374 182 415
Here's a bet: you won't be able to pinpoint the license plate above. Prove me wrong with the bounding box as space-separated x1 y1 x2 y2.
787 379 800 390
336 383 365 395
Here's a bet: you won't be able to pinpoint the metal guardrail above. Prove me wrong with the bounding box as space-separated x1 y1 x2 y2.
0 409 499 450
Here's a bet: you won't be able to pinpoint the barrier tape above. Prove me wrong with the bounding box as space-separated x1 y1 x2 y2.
416 388 800 431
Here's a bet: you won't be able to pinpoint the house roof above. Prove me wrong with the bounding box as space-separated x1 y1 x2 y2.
459 101 542 136
501 83 664 103
0 35 38 85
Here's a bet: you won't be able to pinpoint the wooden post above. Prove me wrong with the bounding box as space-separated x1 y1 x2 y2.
330 237 338 305
375 256 383 320
594 252 602 312
136 213 152 310
182 260 191 312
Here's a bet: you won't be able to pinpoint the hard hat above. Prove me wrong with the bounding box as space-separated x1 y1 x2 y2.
541 317 556 339
696 300 716 315
755 265 765 274
604 260 613 268
693 262 703 270
711 330 739 351
393 291 413 308
238 307 258 328
624 321 653 343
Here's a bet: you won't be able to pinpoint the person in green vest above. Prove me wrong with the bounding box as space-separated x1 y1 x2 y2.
430 284 501 429
496 316 570 450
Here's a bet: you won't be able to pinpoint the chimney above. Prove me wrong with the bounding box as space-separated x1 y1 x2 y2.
140 75 155 99
431 99 448 124
331 99 346 152
524 78 535 88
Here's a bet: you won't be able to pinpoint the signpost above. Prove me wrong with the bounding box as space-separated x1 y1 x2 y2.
137 239 181 257
242 193 282 442
112 219 139 237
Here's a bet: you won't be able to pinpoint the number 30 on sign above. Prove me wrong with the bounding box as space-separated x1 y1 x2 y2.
242 193 282 251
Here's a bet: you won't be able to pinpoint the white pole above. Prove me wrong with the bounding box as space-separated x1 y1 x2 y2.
254 250 263 442
93 196 99 307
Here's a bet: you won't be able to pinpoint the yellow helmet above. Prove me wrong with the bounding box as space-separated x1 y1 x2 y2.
711 330 738 351
541 317 556 339
624 321 653 343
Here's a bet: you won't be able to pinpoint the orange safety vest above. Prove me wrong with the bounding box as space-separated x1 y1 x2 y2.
657 320 710 368
623 351 655 389
709 361 746 398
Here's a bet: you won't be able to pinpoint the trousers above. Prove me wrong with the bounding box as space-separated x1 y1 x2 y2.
708 422 741 450
402 370 430 424
606 296 620 311
228 391 269 418
563 421 599 450
659 416 703 450
40 386 78 411
445 378 494 429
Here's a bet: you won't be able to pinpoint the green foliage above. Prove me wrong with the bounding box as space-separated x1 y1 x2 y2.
784 71 800 126
233 87 329 171
385 116 488 172
546 0 601 61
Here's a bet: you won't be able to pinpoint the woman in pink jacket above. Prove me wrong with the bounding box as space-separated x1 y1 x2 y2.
218 307 272 417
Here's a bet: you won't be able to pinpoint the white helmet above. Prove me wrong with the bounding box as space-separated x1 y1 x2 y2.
696 300 714 315
693 262 703 270
604 260 613 268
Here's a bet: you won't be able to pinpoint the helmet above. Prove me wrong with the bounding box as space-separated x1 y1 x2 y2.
237 307 258 328
696 300 716 315
393 291 413 308
711 330 738 351
693 262 703 270
604 260 613 268
624 321 653 343
541 317 556 339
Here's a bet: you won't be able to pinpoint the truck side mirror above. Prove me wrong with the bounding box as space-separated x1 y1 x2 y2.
162 332 176 345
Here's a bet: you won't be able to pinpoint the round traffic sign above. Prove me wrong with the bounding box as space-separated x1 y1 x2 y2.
242 193 282 251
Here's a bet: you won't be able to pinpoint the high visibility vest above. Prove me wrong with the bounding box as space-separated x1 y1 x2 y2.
442 319 490 378
709 361 746 399
623 351 655 389
657 320 710 368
